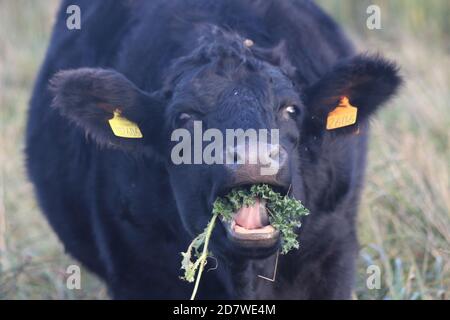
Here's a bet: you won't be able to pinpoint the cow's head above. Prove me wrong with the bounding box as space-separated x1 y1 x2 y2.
50 29 401 259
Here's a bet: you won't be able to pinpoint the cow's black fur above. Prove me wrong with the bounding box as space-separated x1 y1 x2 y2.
26 0 401 299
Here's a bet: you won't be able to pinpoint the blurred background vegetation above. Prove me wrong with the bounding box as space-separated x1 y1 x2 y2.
0 0 449 299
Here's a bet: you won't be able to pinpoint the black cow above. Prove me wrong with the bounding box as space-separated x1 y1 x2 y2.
26 0 401 299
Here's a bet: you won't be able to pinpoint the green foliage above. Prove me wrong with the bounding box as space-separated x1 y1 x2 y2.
180 184 309 299
216 184 310 254
180 231 207 283
180 214 218 299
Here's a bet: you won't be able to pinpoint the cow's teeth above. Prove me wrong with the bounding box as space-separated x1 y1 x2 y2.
233 224 276 235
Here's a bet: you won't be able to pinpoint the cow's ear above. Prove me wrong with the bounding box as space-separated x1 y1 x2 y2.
50 68 166 154
302 54 402 134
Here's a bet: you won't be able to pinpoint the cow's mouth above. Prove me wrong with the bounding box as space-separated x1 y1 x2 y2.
223 198 280 247
219 185 286 249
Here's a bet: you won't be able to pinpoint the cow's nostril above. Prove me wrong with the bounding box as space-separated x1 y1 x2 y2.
279 148 288 168
269 144 280 159
226 146 240 164
234 151 240 163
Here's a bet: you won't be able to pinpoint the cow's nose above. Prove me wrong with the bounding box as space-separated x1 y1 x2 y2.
226 143 284 164
225 143 288 183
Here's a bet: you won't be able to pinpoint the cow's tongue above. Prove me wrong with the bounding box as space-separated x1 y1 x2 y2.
233 198 269 230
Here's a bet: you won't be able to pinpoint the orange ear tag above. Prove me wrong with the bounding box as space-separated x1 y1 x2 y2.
108 109 143 138
326 97 358 130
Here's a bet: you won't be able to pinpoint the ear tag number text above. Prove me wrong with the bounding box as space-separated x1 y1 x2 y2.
108 109 143 138
326 96 358 130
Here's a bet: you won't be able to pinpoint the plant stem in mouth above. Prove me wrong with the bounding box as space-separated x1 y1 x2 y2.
190 212 218 300
181 184 309 298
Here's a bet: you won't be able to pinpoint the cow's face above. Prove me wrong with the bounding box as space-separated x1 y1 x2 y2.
163 43 303 257
50 33 401 259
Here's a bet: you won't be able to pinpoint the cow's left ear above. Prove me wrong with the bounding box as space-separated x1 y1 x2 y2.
50 68 166 155
302 54 402 133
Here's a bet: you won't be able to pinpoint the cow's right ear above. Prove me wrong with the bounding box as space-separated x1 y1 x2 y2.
49 68 166 154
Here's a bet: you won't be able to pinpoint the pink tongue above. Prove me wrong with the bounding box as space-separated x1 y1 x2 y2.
234 198 269 229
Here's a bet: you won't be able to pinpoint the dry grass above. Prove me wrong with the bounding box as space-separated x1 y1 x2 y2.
0 0 106 299
354 37 450 300
0 0 449 299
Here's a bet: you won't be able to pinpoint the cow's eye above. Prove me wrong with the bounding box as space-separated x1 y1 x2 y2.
175 112 194 128
281 105 300 119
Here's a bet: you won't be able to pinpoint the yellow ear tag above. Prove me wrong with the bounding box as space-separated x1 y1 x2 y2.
108 109 143 138
326 96 358 130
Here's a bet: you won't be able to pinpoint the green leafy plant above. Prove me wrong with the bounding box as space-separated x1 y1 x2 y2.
180 184 310 299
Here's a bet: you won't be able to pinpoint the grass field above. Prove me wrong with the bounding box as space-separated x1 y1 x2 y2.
1 0 449 299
